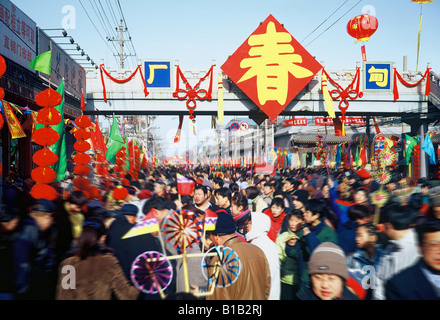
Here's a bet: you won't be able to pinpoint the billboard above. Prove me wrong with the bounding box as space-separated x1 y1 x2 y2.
0 0 37 70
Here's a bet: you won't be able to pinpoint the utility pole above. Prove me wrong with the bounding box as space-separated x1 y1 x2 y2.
119 22 124 69
107 19 136 70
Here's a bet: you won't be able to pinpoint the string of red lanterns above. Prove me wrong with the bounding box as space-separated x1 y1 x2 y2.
30 88 63 201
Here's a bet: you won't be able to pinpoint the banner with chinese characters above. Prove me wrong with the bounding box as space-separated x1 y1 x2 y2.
314 117 366 126
363 61 393 92
282 118 308 127
221 14 322 120
0 0 37 70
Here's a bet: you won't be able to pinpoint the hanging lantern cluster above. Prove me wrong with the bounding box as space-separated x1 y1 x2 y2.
30 88 63 201
72 115 92 198
0 54 5 101
315 135 326 162
134 144 141 180
0 54 6 176
128 141 140 181
114 145 128 177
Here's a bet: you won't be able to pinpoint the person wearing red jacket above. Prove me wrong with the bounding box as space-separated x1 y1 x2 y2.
263 197 287 242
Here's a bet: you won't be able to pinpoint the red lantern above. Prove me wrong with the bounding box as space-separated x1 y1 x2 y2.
36 107 61 126
112 187 128 200
73 165 91 176
347 14 378 43
74 152 91 165
72 177 90 190
74 140 91 152
116 158 125 166
0 87 4 100
89 186 102 200
75 115 92 128
32 127 60 146
31 183 58 201
33 148 58 167
0 113 4 130
0 54 6 77
113 165 123 173
116 150 125 158
35 88 63 108
74 128 92 140
31 167 57 184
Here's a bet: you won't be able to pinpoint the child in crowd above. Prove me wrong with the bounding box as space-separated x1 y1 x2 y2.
276 209 304 300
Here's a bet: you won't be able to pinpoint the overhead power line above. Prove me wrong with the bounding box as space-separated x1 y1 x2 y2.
304 0 363 48
78 0 139 69
301 0 351 43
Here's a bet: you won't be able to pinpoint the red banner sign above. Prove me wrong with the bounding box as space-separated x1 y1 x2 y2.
282 118 308 127
314 117 366 126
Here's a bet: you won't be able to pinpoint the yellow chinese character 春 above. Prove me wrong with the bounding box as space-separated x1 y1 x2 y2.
238 21 313 105
368 66 388 87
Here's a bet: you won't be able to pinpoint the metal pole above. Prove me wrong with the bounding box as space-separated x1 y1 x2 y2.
119 20 124 69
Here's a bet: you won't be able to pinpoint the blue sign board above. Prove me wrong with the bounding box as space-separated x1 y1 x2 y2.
144 60 172 88
363 62 393 91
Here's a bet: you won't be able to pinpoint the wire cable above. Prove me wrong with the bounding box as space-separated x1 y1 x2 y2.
304 0 363 48
301 0 351 43
78 0 119 66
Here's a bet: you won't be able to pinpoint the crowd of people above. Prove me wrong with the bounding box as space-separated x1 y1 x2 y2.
0 163 439 300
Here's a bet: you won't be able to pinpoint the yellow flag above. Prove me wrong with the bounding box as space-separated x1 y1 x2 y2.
322 72 336 119
2 101 26 139
217 74 224 124
190 118 196 135
384 137 393 150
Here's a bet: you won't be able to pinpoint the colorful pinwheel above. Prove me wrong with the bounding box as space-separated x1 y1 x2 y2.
371 190 389 207
375 169 391 185
393 187 414 205
378 149 397 167
201 246 241 288
162 209 203 251
130 251 173 294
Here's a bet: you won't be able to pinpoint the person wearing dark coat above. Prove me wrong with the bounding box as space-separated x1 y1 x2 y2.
105 203 174 299
385 219 440 300
12 199 57 300
337 204 372 255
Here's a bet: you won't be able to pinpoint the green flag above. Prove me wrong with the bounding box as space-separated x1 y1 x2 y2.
354 147 360 167
52 80 67 181
36 80 67 181
105 115 125 164
124 138 130 171
29 50 51 75
405 134 418 165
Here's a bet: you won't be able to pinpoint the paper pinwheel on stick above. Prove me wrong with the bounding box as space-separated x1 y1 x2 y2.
130 251 173 298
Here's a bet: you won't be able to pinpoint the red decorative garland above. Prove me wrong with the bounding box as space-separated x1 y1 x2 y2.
393 67 431 101
172 65 215 119
322 68 363 121
99 64 149 101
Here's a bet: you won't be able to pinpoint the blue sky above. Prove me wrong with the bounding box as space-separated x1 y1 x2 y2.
11 0 440 158
13 0 440 71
